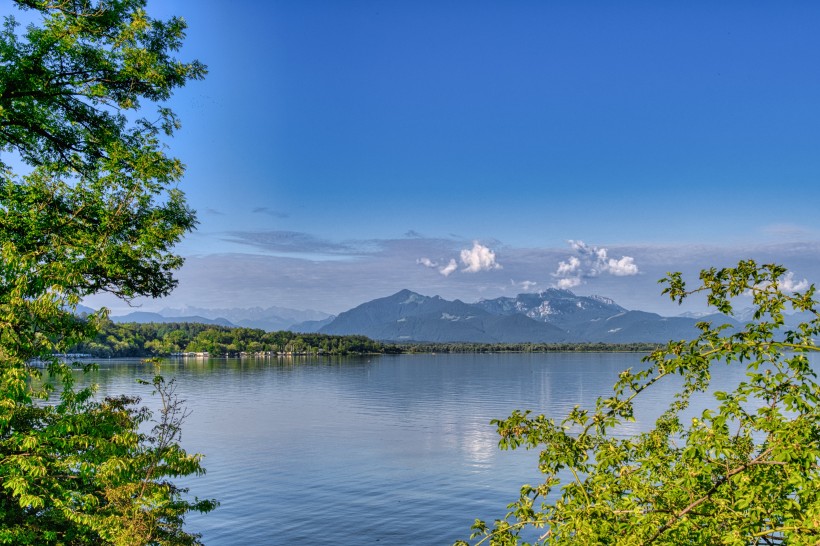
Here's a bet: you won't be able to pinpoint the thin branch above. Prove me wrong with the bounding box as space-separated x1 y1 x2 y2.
641 447 775 545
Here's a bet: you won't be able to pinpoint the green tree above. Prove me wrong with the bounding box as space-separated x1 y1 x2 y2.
0 1 214 544
459 261 820 545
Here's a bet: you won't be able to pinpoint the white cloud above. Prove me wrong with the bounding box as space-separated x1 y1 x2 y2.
553 240 639 288
418 242 502 277
460 242 502 273
512 279 538 291
440 259 458 277
749 271 810 296
417 256 459 276
557 277 582 289
607 256 639 276
780 271 809 292
556 256 581 276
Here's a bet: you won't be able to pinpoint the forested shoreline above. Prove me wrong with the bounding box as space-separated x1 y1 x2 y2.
68 320 659 357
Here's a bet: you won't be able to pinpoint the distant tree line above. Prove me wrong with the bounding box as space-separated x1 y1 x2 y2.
69 321 393 357
68 321 660 358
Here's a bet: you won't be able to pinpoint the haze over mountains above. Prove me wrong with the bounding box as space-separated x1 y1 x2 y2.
109 305 333 331
104 288 760 343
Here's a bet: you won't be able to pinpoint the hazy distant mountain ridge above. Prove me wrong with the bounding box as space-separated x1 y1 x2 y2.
156 305 332 331
110 312 235 327
107 304 333 331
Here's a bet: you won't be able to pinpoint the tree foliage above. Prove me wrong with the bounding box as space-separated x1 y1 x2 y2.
63 320 654 359
458 261 820 545
69 320 394 357
0 1 213 544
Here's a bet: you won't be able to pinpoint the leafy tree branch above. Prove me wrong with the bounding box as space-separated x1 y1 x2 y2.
458 260 820 545
0 1 214 543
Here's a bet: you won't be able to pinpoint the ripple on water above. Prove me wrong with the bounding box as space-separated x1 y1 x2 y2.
78 352 792 545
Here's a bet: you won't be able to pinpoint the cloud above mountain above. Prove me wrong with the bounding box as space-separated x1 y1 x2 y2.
418 241 501 276
460 242 502 273
416 257 459 276
440 259 459 276
751 270 809 294
553 240 639 289
779 271 809 292
84 227 820 321
512 279 539 291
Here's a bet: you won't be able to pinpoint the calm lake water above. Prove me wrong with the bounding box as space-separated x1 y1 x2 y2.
76 352 789 545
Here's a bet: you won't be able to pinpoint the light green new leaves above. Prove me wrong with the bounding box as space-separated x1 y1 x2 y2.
459 261 820 545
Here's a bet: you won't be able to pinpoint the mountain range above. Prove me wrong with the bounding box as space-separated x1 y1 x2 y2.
101 288 795 344
106 305 333 332
155 305 333 331
318 288 739 343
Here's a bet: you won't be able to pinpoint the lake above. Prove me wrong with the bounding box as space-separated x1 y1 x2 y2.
80 352 771 545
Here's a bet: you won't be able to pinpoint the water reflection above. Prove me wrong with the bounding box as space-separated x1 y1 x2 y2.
51 352 815 545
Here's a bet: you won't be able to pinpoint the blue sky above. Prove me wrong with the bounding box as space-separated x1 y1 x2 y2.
82 1 820 316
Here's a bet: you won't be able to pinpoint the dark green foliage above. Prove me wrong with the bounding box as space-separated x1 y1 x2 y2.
71 321 391 357
0 1 214 543
0 373 217 546
1 0 206 175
